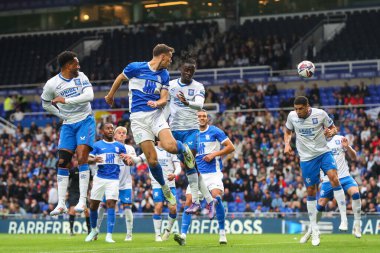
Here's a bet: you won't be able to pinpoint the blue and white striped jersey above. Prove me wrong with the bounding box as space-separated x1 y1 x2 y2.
123 62 170 113
90 140 126 180
196 125 229 174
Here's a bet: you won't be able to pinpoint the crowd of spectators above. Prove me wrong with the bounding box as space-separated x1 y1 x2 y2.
0 83 379 217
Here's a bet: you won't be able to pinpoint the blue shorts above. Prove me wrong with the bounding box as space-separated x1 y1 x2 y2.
300 152 337 187
58 115 96 151
119 189 132 204
172 129 199 151
320 176 358 199
152 187 176 203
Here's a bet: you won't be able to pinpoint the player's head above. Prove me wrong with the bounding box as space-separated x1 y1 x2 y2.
294 96 310 119
153 44 174 69
57 51 80 77
114 126 127 143
102 122 114 141
180 54 196 84
197 109 208 128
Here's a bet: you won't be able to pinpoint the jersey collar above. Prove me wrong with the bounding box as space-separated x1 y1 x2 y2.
200 125 209 133
177 78 193 87
58 73 72 82
102 139 115 144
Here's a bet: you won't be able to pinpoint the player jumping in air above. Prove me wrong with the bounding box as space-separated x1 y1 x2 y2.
284 96 347 246
105 44 196 207
41 51 95 215
174 110 235 246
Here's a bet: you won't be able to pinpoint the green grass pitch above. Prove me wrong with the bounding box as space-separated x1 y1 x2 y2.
0 234 378 253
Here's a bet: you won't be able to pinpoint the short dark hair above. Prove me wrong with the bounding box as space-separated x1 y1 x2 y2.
57 51 77 68
182 53 197 65
153 44 174 57
294 96 309 106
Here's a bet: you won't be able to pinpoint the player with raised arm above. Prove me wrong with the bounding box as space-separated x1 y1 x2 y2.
85 123 127 243
300 135 362 243
104 44 195 207
167 55 216 216
127 140 181 242
41 51 95 215
284 96 347 246
95 126 137 241
174 110 235 246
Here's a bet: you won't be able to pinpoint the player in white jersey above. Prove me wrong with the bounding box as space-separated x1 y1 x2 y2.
127 141 181 242
85 123 128 243
174 110 235 246
167 55 215 215
284 96 346 246
300 135 362 242
41 51 95 216
95 126 137 241
105 44 196 207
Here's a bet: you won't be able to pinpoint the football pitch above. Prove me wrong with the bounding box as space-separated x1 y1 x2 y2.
0 234 378 253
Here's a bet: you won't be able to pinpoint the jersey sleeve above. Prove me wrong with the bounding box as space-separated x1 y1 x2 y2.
126 145 137 157
81 73 92 90
214 127 229 144
196 85 205 98
90 144 98 157
162 70 170 87
41 82 55 101
285 114 294 131
119 144 127 154
123 62 140 79
322 110 334 128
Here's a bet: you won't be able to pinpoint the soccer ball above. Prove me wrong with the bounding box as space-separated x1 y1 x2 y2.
297 60 315 78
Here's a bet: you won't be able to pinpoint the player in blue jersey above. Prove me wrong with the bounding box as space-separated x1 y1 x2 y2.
105 44 196 207
85 123 127 243
284 96 347 246
174 110 235 246
41 51 95 215
167 55 216 215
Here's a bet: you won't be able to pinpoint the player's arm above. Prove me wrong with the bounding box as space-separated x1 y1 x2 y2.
203 139 235 162
342 137 357 160
63 86 94 105
41 83 67 120
147 88 169 108
322 110 337 138
168 156 181 181
105 73 128 107
284 114 294 155
177 91 205 110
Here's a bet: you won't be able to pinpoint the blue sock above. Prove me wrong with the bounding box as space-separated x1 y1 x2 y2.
107 208 115 234
215 196 225 230
307 196 316 201
149 164 165 186
316 204 325 212
176 141 185 153
352 192 360 200
186 168 197 175
181 206 192 235
169 213 177 219
79 164 89 172
90 209 98 229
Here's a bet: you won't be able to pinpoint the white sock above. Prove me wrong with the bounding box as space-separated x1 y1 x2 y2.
187 173 200 204
307 200 318 231
153 217 162 236
79 170 90 203
198 175 213 204
57 175 69 206
106 232 112 238
124 208 133 235
220 229 226 236
352 199 361 221
333 188 347 222
97 205 106 231
167 215 176 232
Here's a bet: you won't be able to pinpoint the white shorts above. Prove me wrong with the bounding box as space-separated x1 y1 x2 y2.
130 109 170 144
186 172 224 195
90 176 119 201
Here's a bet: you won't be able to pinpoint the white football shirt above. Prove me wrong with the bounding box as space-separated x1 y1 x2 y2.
286 108 334 161
118 144 136 190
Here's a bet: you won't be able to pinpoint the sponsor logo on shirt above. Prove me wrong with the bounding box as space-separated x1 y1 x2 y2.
74 79 81 86
312 118 318 124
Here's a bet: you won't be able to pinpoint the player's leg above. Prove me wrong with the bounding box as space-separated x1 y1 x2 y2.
199 174 216 219
68 190 80 236
119 189 133 241
322 153 347 231
140 140 176 205
345 179 361 238
74 116 95 212
162 187 178 241
210 188 226 244
104 180 119 243
85 176 104 242
50 147 74 216
84 208 90 235
152 188 164 242
68 206 76 236
174 189 192 246
96 196 106 232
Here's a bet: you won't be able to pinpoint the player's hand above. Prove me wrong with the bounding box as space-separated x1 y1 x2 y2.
167 173 176 181
203 153 215 162
104 94 114 107
147 100 158 108
120 154 134 165
284 144 293 156
52 96 66 105
95 156 103 163
341 137 349 148
324 128 335 138
177 91 189 105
